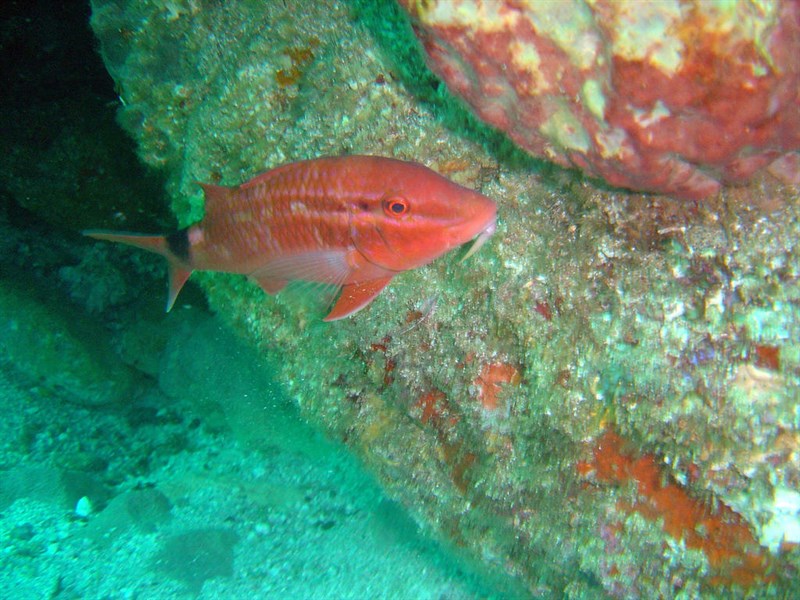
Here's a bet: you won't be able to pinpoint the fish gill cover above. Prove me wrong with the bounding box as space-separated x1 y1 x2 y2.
87 0 800 596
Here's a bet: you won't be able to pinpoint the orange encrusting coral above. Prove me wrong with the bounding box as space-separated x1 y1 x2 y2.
580 431 773 588
275 38 320 88
399 0 800 199
753 344 781 371
415 389 449 427
413 389 476 494
474 362 521 410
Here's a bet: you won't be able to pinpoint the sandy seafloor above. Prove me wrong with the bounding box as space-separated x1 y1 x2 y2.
0 306 494 600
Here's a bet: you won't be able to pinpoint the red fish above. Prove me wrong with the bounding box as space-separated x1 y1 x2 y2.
84 155 496 321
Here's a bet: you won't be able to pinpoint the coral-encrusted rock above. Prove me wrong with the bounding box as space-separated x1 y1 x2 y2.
398 0 800 199
90 0 800 594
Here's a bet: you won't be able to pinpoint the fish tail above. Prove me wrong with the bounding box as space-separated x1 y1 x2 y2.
82 230 193 312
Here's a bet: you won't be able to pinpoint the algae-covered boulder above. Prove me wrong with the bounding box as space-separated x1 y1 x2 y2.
0 276 137 407
89 0 800 596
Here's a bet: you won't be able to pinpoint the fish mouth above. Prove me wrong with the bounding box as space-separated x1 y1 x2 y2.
461 218 496 262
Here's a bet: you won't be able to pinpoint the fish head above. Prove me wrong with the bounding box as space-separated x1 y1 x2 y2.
348 163 497 273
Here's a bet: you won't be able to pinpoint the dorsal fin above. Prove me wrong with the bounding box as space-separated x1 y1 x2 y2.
238 161 305 190
197 182 233 217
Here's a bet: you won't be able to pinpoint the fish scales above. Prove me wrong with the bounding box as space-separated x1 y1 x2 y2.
83 155 497 320
208 162 354 265
203 190 350 269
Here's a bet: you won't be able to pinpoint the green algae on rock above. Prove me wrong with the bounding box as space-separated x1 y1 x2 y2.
89 0 800 596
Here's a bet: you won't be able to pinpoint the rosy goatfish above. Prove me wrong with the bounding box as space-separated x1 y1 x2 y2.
84 155 497 321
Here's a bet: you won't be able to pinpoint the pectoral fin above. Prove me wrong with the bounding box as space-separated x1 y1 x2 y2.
323 276 393 321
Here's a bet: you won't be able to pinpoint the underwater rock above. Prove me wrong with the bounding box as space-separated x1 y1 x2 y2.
0 276 136 407
154 528 239 595
84 488 172 546
158 308 328 457
0 464 110 513
398 0 800 199
0 98 169 232
89 0 800 596
0 0 169 232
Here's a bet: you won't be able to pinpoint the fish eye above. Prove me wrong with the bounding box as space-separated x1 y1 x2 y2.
383 197 409 217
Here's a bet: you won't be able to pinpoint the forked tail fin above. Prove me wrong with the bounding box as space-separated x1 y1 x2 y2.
82 230 193 312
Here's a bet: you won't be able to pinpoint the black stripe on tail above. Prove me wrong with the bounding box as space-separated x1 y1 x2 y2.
166 228 191 262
